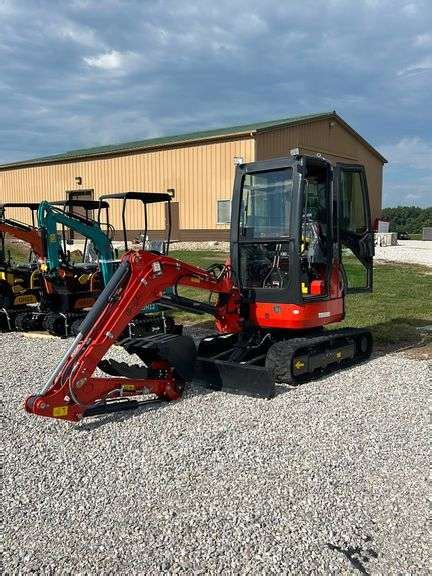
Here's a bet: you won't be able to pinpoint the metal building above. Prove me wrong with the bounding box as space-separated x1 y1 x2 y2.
0 111 386 241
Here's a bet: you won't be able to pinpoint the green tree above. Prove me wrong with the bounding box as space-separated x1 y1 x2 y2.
381 206 432 234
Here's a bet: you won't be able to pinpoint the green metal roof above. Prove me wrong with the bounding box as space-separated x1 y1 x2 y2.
0 111 386 168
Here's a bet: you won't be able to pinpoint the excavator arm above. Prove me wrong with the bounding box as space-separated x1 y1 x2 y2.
0 221 45 260
25 250 241 422
37 201 115 286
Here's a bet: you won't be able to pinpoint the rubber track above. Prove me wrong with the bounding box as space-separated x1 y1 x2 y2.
265 328 372 385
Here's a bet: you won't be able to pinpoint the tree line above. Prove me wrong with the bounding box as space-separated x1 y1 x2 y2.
381 206 432 234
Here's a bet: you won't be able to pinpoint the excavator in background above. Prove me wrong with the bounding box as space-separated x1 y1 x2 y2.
0 199 112 333
25 153 375 422
1 196 177 337
96 191 177 336
35 199 115 336
0 202 45 330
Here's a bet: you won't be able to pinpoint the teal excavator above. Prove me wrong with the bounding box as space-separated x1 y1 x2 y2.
13 199 114 335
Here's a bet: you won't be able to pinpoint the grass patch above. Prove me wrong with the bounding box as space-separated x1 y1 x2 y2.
338 262 432 346
169 251 432 347
6 241 430 346
167 250 228 323
3 240 31 263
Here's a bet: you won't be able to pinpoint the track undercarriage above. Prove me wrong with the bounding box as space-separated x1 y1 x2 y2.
195 326 372 396
8 307 177 338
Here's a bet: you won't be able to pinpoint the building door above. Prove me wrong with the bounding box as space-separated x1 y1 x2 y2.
167 201 180 241
64 189 94 242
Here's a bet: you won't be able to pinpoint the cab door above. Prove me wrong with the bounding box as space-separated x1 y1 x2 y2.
334 164 374 293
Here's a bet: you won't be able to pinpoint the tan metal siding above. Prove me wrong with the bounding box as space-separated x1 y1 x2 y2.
255 119 384 222
0 136 254 232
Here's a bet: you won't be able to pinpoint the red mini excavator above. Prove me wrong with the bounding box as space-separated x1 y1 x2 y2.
25 153 375 422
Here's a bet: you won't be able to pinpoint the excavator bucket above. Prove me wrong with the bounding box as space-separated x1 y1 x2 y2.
99 333 196 382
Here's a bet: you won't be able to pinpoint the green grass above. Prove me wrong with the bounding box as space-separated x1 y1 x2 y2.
3 240 83 263
172 251 432 347
339 262 431 346
167 250 228 323
5 242 431 347
409 233 422 240
3 240 31 263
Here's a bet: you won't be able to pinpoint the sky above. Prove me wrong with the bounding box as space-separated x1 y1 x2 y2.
0 0 431 207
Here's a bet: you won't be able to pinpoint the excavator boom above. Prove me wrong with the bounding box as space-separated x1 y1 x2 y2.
25 250 240 421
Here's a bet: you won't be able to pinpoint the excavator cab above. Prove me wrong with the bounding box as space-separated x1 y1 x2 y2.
33 198 115 336
51 199 113 268
230 154 374 328
0 202 41 265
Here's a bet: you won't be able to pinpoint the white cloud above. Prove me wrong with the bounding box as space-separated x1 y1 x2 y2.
83 50 137 71
380 137 432 170
402 3 418 15
382 178 431 207
397 56 432 75
0 0 16 16
414 33 432 47
363 0 383 7
58 23 101 48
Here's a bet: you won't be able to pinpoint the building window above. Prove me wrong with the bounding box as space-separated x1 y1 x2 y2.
217 200 231 224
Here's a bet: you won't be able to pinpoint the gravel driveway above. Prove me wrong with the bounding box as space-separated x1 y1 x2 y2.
374 240 432 267
2 332 430 574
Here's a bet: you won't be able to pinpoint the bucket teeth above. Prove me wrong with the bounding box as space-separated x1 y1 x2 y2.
98 359 150 379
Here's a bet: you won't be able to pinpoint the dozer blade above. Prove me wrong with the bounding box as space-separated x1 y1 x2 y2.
194 357 275 399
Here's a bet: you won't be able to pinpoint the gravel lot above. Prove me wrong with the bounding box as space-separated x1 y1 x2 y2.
374 240 432 267
2 331 430 574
